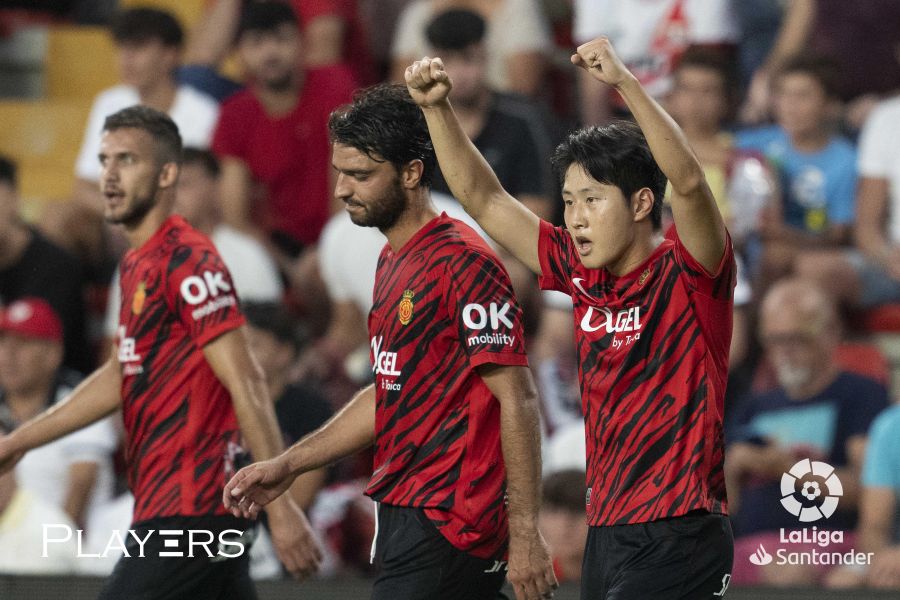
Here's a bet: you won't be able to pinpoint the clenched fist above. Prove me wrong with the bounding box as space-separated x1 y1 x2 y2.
571 37 634 89
405 57 453 108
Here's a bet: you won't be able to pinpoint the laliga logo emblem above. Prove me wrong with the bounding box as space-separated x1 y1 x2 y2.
780 459 843 522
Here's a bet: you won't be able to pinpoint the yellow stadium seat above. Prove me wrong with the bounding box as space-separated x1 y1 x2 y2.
0 100 92 210
46 26 119 100
119 0 207 31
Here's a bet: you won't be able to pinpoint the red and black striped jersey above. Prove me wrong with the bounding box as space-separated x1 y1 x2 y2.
116 215 245 523
365 213 528 559
538 220 734 526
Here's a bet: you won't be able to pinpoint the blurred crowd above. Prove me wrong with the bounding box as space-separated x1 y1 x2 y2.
1 0 900 590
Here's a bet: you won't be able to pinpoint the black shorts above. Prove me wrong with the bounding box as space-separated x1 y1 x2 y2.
97 514 257 600
581 511 734 600
371 504 508 600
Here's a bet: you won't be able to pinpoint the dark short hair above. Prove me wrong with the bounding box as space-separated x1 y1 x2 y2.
674 45 738 107
181 148 220 178
551 121 667 230
103 105 183 165
543 470 586 512
243 302 305 354
426 9 486 51
328 83 436 188
777 53 842 99
237 2 298 40
0 155 16 190
111 8 184 48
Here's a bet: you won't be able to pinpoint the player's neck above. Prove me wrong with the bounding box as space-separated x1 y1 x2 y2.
605 230 661 277
383 194 439 252
124 200 175 249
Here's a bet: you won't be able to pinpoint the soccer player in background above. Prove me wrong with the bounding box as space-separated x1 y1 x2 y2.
0 106 321 599
405 37 736 598
224 84 558 600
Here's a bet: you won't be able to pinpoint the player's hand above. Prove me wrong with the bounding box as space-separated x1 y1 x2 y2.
507 529 558 600
571 37 634 89
223 456 295 519
0 435 24 475
266 497 324 580
405 57 453 108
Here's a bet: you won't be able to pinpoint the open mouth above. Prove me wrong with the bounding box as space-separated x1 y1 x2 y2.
104 189 125 205
574 234 593 255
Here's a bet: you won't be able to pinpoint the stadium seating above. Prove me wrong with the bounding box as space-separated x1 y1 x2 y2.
0 99 91 211
45 26 117 100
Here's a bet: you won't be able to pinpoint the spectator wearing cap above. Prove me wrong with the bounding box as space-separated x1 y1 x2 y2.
0 155 88 374
0 422 79 575
43 7 220 275
0 298 118 529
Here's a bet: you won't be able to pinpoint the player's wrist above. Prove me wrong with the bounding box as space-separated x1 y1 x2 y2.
419 98 452 112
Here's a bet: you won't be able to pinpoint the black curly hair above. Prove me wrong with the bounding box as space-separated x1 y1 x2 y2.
328 83 437 188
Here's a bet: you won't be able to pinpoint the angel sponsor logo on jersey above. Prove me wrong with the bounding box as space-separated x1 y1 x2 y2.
132 281 147 315
179 271 237 321
371 336 402 390
117 325 143 375
580 305 643 349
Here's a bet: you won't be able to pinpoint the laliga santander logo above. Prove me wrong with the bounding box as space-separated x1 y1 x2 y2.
780 459 843 522
749 544 773 566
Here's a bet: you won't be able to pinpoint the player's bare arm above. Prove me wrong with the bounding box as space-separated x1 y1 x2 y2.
0 354 122 474
573 38 727 273
203 326 323 580
224 383 376 516
477 364 558 600
406 57 542 274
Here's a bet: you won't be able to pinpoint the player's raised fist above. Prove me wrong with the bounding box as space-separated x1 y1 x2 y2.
571 37 633 88
405 57 453 108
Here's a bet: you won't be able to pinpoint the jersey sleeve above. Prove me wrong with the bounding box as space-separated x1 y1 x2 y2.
445 249 528 368
165 241 245 347
537 220 576 294
671 226 737 301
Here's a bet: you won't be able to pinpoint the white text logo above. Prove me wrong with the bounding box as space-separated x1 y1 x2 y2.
462 302 514 330
180 271 232 306
42 525 246 559
371 336 402 378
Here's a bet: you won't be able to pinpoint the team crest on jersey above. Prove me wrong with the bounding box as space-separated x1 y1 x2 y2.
132 281 147 315
638 268 651 286
398 290 415 325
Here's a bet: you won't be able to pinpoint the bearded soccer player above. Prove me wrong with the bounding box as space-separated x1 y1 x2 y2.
406 38 736 599
224 84 557 600
0 106 321 599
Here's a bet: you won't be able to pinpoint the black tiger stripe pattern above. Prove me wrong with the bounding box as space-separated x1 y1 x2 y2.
365 214 528 559
537 221 734 526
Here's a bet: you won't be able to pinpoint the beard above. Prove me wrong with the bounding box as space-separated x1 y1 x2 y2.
105 185 159 229
347 178 407 231
774 362 814 394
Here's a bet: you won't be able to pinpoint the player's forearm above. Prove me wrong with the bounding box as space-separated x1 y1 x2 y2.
9 360 121 453
421 101 507 220
230 374 289 463
614 76 706 197
498 389 544 533
284 384 376 477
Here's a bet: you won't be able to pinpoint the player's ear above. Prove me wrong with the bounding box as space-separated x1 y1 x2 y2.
632 188 655 223
158 161 179 189
401 159 425 189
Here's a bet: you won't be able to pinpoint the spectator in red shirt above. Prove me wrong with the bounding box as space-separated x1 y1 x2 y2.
212 2 356 257
292 0 375 85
